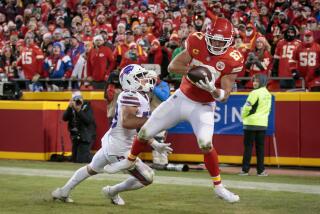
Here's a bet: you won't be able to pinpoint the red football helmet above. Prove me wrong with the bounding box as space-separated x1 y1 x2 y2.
205 17 234 55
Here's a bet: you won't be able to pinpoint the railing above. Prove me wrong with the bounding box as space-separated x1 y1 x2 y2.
4 76 306 92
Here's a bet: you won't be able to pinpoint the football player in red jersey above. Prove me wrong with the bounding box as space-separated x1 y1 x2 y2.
105 18 243 203
292 30 320 91
105 18 244 203
272 25 301 89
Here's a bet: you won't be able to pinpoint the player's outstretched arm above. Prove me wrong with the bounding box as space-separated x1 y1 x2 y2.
168 49 192 75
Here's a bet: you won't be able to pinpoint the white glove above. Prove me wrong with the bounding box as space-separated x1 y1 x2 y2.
195 77 216 93
150 140 173 155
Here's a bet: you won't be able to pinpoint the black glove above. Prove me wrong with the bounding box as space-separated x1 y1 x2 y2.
292 69 300 80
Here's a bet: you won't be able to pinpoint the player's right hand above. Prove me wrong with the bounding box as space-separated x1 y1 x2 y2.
196 77 216 93
150 140 173 155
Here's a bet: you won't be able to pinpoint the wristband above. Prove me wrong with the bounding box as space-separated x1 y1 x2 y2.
215 89 225 101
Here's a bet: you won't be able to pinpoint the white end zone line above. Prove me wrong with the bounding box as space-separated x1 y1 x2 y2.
0 167 319 195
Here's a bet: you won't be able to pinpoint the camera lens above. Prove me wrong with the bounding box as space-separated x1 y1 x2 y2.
74 99 82 105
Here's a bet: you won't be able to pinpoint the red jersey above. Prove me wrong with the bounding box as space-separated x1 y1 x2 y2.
17 44 44 80
274 39 301 77
180 32 244 103
293 42 320 87
87 45 115 81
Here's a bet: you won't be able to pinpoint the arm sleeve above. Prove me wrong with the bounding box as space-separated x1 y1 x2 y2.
241 91 258 119
62 107 73 121
76 103 93 126
153 81 170 101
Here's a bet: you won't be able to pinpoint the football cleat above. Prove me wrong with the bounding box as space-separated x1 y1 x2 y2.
102 186 125 206
104 159 135 174
214 185 240 203
51 188 74 203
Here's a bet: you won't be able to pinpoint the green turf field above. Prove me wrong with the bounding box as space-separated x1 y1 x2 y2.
0 160 319 214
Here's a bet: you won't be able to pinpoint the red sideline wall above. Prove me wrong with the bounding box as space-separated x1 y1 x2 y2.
0 92 319 166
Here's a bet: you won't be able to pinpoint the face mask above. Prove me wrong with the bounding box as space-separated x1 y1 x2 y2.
246 30 253 36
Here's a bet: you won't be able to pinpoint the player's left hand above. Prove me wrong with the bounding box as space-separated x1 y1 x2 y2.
196 77 216 93
150 140 173 155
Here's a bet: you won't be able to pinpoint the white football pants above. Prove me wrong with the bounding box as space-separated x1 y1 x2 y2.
140 89 215 150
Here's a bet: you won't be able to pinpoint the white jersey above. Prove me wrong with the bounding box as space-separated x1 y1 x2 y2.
101 90 151 156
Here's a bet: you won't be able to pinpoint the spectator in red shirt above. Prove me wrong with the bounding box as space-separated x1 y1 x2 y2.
245 37 272 88
16 32 44 90
119 42 147 69
272 25 301 89
87 34 115 89
292 31 320 91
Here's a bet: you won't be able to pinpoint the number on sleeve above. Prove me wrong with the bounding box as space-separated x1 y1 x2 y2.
229 50 242 61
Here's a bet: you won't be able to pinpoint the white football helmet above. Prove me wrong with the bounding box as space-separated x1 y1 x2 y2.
120 64 157 92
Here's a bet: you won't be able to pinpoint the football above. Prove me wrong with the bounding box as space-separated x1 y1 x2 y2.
186 65 213 84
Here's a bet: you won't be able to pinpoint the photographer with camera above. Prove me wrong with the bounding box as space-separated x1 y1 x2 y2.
63 91 96 163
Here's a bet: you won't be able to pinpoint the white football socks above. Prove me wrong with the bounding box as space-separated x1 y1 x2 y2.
109 177 144 195
61 166 91 194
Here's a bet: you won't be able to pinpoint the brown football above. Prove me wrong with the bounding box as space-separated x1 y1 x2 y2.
187 66 212 84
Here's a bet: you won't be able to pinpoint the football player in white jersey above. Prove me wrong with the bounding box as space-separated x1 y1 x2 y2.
51 64 172 205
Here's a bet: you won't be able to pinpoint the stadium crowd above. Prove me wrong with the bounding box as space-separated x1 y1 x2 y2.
0 0 319 92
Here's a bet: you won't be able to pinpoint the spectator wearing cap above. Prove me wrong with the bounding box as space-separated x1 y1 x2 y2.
305 17 320 43
99 29 114 50
43 41 73 91
291 6 310 28
146 12 162 38
113 34 128 70
292 30 320 91
56 16 66 30
94 14 113 42
167 33 180 53
148 39 172 79
243 23 264 51
16 32 44 91
126 30 146 57
87 34 115 89
119 42 147 69
112 22 126 43
160 18 174 42
41 32 53 56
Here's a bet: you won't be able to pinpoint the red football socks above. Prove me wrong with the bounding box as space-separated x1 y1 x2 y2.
128 136 148 161
204 148 221 186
